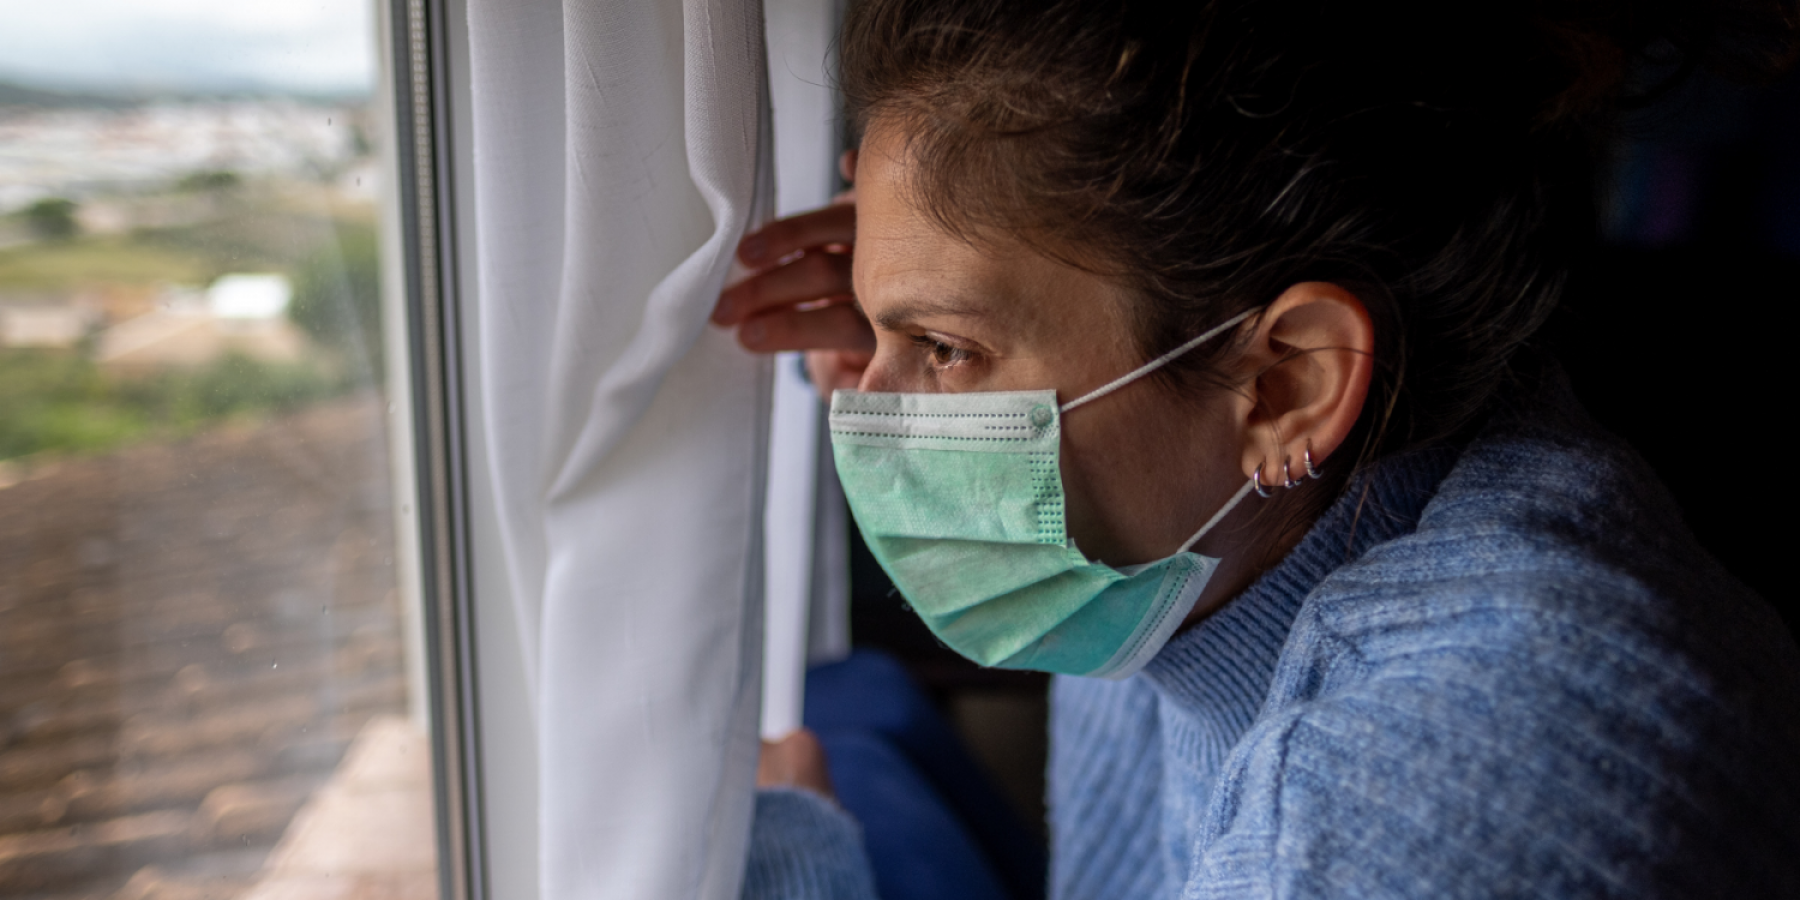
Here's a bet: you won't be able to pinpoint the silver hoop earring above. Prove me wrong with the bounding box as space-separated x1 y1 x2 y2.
1251 462 1274 498
1282 458 1303 489
1304 440 1323 480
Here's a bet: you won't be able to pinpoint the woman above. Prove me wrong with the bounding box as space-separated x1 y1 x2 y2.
714 0 1800 896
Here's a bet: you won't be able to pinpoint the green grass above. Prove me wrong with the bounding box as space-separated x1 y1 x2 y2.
0 194 384 462
0 349 351 462
0 238 214 291
0 200 377 292
133 207 365 273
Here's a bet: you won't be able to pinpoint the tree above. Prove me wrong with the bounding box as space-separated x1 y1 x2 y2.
177 170 242 193
288 222 384 384
24 198 78 241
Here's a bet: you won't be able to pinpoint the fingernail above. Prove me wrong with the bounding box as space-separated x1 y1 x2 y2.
712 296 736 323
742 320 766 346
741 235 766 262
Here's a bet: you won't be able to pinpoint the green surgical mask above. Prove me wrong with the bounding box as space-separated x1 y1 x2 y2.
828 309 1258 679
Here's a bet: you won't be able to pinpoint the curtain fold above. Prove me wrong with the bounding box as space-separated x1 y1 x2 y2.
466 0 773 896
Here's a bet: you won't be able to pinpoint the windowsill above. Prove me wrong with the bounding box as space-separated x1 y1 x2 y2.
236 714 437 900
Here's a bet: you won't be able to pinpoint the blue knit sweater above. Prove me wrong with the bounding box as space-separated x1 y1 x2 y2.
744 373 1800 898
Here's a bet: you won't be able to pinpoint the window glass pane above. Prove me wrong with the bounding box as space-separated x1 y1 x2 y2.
0 4 442 898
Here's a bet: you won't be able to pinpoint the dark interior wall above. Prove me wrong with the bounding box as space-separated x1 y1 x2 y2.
1551 64 1799 640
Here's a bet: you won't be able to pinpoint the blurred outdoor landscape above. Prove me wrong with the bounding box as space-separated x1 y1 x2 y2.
0 72 436 900
0 83 384 471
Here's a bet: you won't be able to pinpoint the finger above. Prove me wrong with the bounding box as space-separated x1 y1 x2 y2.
738 302 874 355
738 203 856 267
756 739 787 789
756 730 835 797
715 251 854 325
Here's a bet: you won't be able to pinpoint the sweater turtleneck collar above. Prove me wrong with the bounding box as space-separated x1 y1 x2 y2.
1140 444 1461 722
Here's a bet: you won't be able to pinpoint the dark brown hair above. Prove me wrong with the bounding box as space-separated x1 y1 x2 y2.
840 0 1797 506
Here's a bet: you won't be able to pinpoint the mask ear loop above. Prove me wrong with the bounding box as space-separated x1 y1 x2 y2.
1060 308 1261 414
1177 479 1256 554
1054 305 1262 556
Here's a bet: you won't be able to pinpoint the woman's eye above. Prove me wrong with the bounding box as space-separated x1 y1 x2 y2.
910 334 975 370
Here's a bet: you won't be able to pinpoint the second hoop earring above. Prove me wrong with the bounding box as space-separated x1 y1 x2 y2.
1304 440 1323 480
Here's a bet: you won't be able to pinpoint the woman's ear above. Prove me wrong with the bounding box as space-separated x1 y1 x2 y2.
1235 282 1374 482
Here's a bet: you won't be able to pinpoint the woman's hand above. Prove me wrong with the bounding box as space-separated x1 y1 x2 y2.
757 728 836 800
713 154 872 401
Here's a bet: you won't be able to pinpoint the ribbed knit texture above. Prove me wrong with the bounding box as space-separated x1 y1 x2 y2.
1048 439 1458 898
744 790 879 900
745 371 1800 898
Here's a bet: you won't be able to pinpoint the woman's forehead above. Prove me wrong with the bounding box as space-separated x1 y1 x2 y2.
854 129 1127 331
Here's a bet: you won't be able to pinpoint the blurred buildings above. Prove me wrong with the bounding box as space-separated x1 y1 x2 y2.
92 276 308 371
0 100 372 216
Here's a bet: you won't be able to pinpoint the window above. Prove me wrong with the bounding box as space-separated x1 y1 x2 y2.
0 3 461 897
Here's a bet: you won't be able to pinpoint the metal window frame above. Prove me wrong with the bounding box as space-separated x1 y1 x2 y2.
389 1 485 897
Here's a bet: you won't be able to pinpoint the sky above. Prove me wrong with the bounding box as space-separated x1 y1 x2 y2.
0 0 376 95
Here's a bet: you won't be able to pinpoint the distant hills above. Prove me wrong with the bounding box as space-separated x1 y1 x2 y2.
0 79 370 111
0 80 141 110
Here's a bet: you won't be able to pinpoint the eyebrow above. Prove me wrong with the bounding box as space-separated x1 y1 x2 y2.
856 295 990 330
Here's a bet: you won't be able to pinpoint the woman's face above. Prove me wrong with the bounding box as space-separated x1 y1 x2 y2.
851 125 1252 566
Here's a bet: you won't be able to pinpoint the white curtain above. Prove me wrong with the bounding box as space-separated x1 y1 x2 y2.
466 0 774 897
